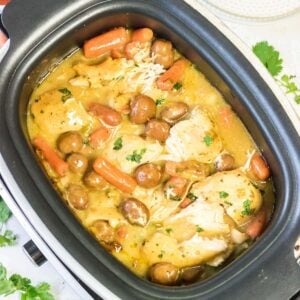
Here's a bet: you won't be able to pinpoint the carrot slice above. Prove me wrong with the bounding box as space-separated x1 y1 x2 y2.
88 103 122 126
93 157 137 193
84 27 129 58
33 136 68 176
89 127 111 148
246 210 266 239
131 28 153 42
156 59 188 91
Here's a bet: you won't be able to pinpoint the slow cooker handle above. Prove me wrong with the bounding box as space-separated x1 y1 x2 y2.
1 0 90 50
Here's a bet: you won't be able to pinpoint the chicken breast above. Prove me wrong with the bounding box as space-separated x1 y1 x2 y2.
30 89 95 138
165 106 222 163
189 169 262 226
102 134 164 174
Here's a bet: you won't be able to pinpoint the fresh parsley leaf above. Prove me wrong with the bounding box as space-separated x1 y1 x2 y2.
0 198 11 225
113 137 123 150
252 41 283 76
58 88 72 103
224 200 233 206
0 230 16 247
253 41 300 105
195 225 204 232
165 228 173 235
219 191 229 199
170 195 181 201
158 250 165 258
241 199 255 216
203 135 213 146
155 97 165 106
186 192 197 202
126 148 146 163
173 82 182 90
0 264 55 300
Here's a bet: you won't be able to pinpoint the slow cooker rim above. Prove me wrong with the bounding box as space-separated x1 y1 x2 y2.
0 1 300 298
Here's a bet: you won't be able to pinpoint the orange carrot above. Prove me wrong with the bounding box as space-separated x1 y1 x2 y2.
180 197 193 209
250 153 270 181
93 156 137 193
33 136 68 176
111 48 125 59
246 210 266 239
88 103 122 126
218 106 233 128
131 28 153 42
89 127 111 148
84 27 129 58
156 59 188 91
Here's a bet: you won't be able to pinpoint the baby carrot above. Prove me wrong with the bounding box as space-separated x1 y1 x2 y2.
156 59 188 91
33 136 69 176
131 28 153 42
89 127 111 148
246 210 266 239
88 103 122 126
84 27 129 58
93 156 137 193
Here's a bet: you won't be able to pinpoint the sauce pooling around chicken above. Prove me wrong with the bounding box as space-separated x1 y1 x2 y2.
27 27 274 285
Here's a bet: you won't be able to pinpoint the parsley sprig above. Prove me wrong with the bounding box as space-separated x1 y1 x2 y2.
58 88 72 103
0 197 16 247
0 264 55 299
253 41 300 104
113 137 123 150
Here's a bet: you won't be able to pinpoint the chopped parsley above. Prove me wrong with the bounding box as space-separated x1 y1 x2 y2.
170 195 181 201
224 200 233 206
203 135 213 146
0 198 11 224
173 82 182 90
126 148 146 163
195 225 204 232
241 199 255 216
0 198 16 247
155 97 165 106
158 250 165 259
165 228 173 235
187 192 198 202
219 191 229 199
113 137 123 150
58 88 72 103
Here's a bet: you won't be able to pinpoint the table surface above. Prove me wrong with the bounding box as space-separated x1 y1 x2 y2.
0 3 299 300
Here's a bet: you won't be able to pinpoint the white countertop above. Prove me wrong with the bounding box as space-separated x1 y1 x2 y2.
0 3 299 300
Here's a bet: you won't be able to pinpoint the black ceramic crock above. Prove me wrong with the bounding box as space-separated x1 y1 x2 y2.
0 0 299 299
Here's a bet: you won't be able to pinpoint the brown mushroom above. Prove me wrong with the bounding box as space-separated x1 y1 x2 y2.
134 163 162 188
67 184 89 210
161 102 189 124
129 94 156 124
215 153 235 172
149 262 179 285
145 119 170 142
67 153 88 174
57 131 83 154
151 40 174 69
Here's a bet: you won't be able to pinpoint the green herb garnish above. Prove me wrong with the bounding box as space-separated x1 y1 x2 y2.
195 225 204 232
126 148 146 163
0 264 55 299
203 135 213 146
155 97 165 106
170 195 181 201
113 137 123 150
219 191 229 199
224 200 233 206
173 82 182 90
253 41 300 104
0 198 11 225
165 228 173 235
158 250 165 259
0 230 16 247
58 88 72 103
187 192 198 202
241 199 255 216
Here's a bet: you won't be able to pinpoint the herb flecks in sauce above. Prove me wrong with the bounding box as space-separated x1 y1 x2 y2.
113 137 123 150
126 148 146 163
59 88 72 103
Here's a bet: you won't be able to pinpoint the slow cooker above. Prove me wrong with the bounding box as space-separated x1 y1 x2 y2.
0 0 299 299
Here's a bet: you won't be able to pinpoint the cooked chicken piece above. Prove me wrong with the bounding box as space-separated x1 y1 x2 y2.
30 89 95 138
102 134 163 174
190 169 262 226
142 232 228 268
165 106 222 163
